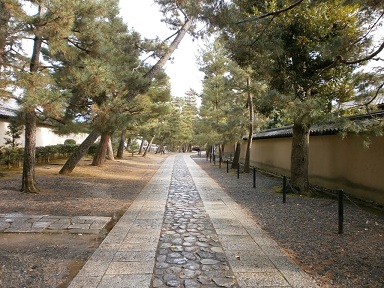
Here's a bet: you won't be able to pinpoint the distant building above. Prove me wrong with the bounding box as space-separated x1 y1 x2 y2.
0 102 87 147
337 94 384 112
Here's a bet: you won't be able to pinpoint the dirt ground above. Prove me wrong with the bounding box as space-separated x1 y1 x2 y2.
0 153 167 288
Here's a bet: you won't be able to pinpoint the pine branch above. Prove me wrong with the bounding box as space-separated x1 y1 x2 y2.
35 107 66 125
364 82 384 107
338 41 384 65
236 0 305 24
65 37 90 53
350 10 384 47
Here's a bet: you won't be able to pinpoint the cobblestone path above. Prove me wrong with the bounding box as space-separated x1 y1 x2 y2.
151 156 239 288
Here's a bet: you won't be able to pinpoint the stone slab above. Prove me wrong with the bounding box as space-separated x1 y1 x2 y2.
113 251 155 262
106 261 154 275
67 276 102 288
236 271 290 287
97 275 152 288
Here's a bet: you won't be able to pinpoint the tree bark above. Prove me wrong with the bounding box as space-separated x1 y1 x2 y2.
244 77 253 173
106 136 114 160
144 16 195 82
92 132 110 166
231 142 241 169
116 128 126 159
290 122 311 194
138 138 145 155
218 144 223 169
143 136 154 157
21 5 43 193
206 145 211 161
59 130 100 175
21 109 39 193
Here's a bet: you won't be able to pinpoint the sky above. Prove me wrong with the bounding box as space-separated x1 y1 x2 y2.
118 0 204 97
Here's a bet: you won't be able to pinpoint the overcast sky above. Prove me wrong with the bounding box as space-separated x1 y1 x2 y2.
118 0 204 98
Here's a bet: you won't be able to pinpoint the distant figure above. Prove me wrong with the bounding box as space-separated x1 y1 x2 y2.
159 144 165 155
192 146 201 157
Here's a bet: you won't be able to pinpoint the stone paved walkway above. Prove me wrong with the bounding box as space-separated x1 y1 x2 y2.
68 154 319 288
0 213 111 234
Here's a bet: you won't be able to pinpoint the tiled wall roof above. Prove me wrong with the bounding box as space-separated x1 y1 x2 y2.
250 111 384 139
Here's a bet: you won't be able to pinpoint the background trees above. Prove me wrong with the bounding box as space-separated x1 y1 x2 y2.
134 71 172 155
197 37 248 163
160 96 196 152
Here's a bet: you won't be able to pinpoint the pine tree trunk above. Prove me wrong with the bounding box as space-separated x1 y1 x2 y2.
21 109 39 193
116 128 126 159
138 139 145 155
206 145 211 161
143 136 154 157
231 142 241 169
244 133 252 173
221 144 225 163
59 130 100 175
290 122 310 194
144 16 194 82
92 132 110 166
106 136 114 160
218 144 223 169
21 6 44 193
244 77 253 173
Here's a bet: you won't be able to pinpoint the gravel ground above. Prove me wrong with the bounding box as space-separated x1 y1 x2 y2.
191 154 384 288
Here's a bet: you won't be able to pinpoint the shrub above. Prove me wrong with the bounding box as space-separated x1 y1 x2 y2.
1 147 23 168
64 139 76 145
87 143 99 156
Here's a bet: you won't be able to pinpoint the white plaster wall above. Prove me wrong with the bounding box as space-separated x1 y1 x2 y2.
0 118 87 147
35 126 88 147
0 119 13 146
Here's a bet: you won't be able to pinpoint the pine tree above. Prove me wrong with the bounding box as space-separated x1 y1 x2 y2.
0 0 24 99
197 37 248 165
14 0 78 192
208 0 382 194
